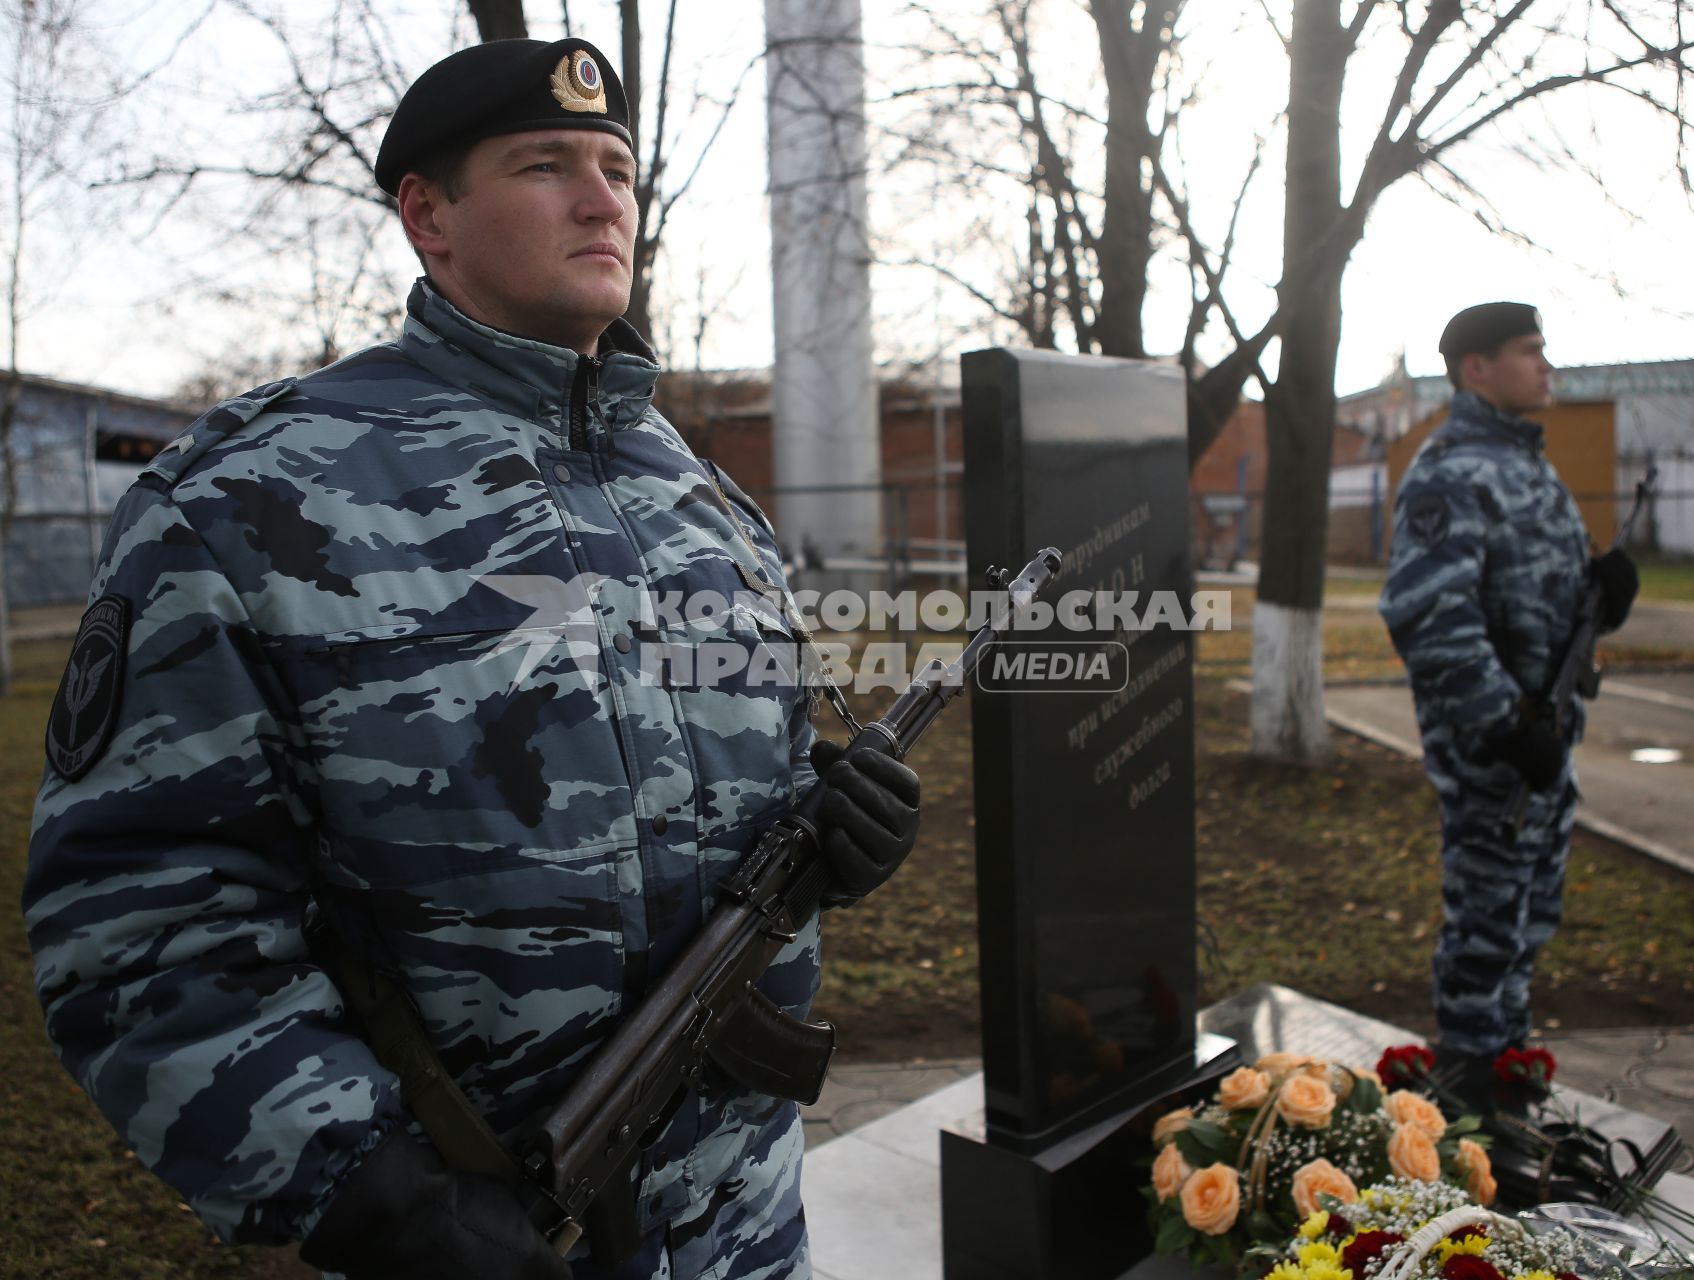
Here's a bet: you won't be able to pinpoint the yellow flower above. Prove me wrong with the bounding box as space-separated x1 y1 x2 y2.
1299 1211 1331 1239
1298 1241 1342 1269
1307 1266 1351 1280
1516 1271 1557 1280
1265 1264 1305 1280
1435 1235 1491 1262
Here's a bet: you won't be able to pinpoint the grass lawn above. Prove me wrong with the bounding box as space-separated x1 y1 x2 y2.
1636 555 1694 603
5 605 1694 1277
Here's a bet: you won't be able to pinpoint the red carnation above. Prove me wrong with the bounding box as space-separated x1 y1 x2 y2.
1494 1047 1556 1088
1442 1255 1505 1280
1342 1230 1403 1274
1447 1225 1487 1243
1326 1213 1353 1239
1377 1044 1435 1088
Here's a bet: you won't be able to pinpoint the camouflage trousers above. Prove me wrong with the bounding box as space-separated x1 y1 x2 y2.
1429 753 1578 1058
571 1101 809 1280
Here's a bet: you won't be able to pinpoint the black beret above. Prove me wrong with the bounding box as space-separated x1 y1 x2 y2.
376 38 631 196
1438 302 1542 360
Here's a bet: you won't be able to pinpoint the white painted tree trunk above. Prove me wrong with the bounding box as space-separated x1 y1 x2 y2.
1249 600 1330 764
764 0 881 559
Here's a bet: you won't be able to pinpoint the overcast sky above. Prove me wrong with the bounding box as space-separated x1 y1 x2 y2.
5 0 1692 405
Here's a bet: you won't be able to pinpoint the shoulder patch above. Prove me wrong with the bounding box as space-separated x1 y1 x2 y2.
1405 492 1450 547
143 378 299 489
46 594 130 781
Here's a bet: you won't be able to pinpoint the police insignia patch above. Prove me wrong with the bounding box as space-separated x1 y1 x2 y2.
46 594 129 781
1406 493 1450 546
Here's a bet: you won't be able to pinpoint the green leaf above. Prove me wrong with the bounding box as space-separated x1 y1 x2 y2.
1156 1213 1198 1255
1349 1076 1383 1113
1174 1129 1209 1167
1246 1208 1280 1241
1444 1114 1482 1138
1184 1118 1233 1155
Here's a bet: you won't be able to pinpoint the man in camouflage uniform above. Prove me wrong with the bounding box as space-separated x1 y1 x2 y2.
1378 303 1635 1103
24 38 920 1280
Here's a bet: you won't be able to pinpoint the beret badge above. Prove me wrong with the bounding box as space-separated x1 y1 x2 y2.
551 50 608 114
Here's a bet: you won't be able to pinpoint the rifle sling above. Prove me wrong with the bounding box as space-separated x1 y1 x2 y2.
708 988 836 1106
314 919 525 1185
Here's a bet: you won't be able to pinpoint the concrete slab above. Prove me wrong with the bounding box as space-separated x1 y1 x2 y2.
801 1009 1694 1279
1323 676 1694 873
803 1074 985 1279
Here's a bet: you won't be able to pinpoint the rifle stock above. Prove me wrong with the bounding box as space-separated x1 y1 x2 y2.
518 547 1064 1254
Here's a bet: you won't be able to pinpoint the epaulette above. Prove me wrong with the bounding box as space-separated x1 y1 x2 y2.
140 378 299 490
704 459 779 543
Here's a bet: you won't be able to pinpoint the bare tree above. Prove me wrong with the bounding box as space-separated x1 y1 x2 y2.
888 0 1693 766
881 1 1277 463
1 0 123 691
1250 0 1694 765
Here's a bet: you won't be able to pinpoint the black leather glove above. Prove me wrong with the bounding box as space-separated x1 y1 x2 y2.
810 740 920 907
1489 710 1565 792
300 1131 571 1280
1591 548 1639 632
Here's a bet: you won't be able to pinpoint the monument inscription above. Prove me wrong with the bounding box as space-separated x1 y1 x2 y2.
961 346 1198 1147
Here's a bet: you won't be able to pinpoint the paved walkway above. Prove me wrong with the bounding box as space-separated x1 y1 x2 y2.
1325 671 1694 873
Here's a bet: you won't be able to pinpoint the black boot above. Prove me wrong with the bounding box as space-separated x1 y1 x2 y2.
1432 1044 1497 1117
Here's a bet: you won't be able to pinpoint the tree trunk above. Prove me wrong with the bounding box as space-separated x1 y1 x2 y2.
1249 0 1348 764
467 0 527 41
1088 0 1163 359
619 0 653 343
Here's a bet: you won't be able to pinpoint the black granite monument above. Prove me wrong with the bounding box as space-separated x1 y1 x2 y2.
942 349 1233 1279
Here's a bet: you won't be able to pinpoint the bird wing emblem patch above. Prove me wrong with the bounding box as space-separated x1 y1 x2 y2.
46 594 130 781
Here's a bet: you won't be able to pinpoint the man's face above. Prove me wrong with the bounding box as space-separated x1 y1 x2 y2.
1464 333 1553 417
421 130 638 353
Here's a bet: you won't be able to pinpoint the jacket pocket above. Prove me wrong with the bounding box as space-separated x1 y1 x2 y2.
280 621 636 884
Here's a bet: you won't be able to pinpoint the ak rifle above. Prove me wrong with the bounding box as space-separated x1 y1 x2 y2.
519 547 1064 1253
1501 465 1658 838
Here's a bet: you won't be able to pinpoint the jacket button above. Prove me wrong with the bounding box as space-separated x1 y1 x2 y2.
613 632 632 654
553 463 571 483
652 814 669 836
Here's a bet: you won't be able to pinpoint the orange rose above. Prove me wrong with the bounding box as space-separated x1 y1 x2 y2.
1152 1142 1193 1202
1290 1158 1360 1219
1457 1137 1497 1206
1387 1123 1441 1181
1385 1089 1448 1140
1218 1067 1270 1110
1275 1073 1337 1128
1179 1163 1241 1236
1152 1107 1192 1147
1256 1052 1317 1076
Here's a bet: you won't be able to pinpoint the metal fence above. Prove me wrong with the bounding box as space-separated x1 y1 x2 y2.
1190 487 1694 572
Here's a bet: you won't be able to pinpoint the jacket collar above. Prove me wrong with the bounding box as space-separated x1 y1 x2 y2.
1446 389 1545 453
397 279 660 427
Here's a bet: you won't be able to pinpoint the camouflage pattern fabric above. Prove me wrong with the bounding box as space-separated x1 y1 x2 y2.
1378 389 1590 1057
23 280 819 1274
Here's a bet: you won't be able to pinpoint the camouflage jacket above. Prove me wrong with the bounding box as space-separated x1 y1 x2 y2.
1378 390 1591 765
24 281 819 1245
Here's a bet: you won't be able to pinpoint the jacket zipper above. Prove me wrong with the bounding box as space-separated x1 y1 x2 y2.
569 354 602 452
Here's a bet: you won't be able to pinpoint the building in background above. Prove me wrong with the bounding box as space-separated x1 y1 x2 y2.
1189 357 1694 569
1386 359 1694 556
0 371 193 609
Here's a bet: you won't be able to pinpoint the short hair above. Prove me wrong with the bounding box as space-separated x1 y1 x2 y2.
402 140 476 270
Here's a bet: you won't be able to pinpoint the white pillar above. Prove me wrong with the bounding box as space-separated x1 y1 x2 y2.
763 0 881 560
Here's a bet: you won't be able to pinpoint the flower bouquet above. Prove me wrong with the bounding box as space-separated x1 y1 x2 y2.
1145 1053 1494 1270
1262 1177 1632 1280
